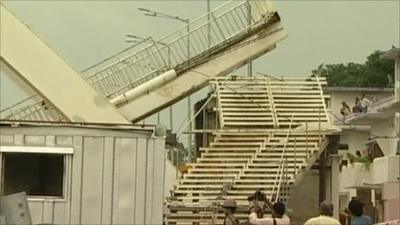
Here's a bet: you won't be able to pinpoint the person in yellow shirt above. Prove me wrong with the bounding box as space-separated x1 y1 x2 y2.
304 202 341 225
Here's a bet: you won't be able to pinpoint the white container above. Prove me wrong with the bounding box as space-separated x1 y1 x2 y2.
0 121 166 225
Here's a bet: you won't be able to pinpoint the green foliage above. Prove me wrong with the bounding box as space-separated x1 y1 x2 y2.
311 50 395 87
346 152 373 171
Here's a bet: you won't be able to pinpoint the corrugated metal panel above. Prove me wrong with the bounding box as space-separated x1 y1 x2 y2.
0 124 165 225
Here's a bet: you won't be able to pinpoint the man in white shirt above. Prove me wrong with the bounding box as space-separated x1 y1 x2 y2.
248 201 290 225
360 94 372 113
304 202 341 225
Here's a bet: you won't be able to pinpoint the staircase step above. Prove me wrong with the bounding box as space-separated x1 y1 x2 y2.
220 99 270 103
214 137 267 141
221 112 272 116
187 163 245 168
220 107 271 111
211 142 262 146
184 174 237 179
197 158 250 163
224 122 275 126
180 179 235 184
219 94 269 98
200 148 259 152
250 158 306 163
201 153 254 157
189 168 242 173
224 117 274 121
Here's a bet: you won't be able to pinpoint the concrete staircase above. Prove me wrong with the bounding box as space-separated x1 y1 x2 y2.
166 76 332 225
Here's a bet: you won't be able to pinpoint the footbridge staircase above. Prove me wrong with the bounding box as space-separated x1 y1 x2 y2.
166 76 337 225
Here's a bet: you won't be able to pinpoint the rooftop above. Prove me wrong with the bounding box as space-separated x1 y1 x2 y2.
381 47 400 60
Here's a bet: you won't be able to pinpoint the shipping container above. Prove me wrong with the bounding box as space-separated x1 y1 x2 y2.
0 121 166 225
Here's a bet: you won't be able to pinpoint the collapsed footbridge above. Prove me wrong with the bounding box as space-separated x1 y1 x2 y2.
1 0 286 123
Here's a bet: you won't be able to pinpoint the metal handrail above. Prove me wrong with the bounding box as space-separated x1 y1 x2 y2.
176 71 235 138
0 95 39 115
270 114 294 202
0 95 64 121
84 0 276 99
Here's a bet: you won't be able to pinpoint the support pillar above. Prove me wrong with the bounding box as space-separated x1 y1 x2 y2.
331 154 341 219
395 55 399 101
319 150 327 204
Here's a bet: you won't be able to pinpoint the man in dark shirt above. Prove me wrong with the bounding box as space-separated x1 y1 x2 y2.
348 199 373 225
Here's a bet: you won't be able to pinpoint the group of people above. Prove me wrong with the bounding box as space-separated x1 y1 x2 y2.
222 198 372 225
340 94 372 120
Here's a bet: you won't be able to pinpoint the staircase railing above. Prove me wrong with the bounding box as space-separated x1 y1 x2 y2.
270 114 294 202
85 0 277 99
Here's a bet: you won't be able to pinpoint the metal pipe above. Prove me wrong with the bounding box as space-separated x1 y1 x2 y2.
187 23 192 163
306 121 309 158
207 0 211 47
110 69 177 106
294 137 297 174
247 0 252 77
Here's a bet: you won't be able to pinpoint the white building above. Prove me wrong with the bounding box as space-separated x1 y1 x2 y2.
327 48 400 223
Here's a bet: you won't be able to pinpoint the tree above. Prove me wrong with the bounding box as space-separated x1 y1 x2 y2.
311 50 395 87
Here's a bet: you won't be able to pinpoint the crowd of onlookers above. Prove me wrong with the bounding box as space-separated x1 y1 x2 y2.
221 190 373 225
340 93 372 121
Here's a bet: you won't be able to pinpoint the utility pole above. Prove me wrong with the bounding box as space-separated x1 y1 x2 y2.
247 1 253 77
138 8 193 162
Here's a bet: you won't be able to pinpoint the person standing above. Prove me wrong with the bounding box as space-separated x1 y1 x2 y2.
348 199 373 225
223 199 240 225
249 201 290 225
340 101 351 122
360 94 372 113
304 202 341 225
352 97 362 113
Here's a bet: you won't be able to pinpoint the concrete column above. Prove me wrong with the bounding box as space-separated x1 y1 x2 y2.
395 56 399 101
319 150 327 204
330 155 341 219
395 112 400 155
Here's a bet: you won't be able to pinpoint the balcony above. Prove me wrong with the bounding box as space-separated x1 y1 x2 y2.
340 155 400 190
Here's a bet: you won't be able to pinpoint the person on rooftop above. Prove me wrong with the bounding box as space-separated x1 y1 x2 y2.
340 101 351 121
348 199 373 225
360 93 372 113
352 97 362 113
303 201 341 225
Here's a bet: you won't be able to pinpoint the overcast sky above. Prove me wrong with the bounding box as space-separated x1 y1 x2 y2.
1 0 399 131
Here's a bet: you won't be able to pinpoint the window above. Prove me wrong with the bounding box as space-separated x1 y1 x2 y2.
2 153 64 197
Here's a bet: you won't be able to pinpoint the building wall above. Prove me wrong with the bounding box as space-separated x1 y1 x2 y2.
382 182 400 221
288 169 320 224
339 130 370 155
0 125 165 225
370 118 397 155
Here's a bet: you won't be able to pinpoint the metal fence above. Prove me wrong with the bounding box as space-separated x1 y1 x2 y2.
85 0 276 99
0 95 65 121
